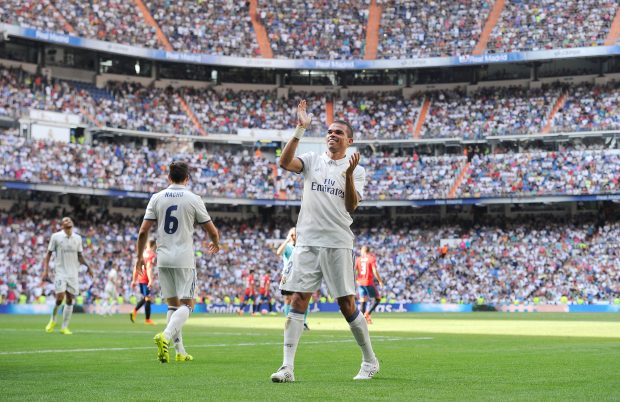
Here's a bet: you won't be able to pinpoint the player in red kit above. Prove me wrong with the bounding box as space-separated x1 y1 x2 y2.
238 269 258 316
258 270 276 315
355 246 383 324
131 239 156 325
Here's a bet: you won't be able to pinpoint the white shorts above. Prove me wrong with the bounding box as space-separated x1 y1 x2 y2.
54 276 79 295
158 267 197 300
280 246 356 298
279 258 294 291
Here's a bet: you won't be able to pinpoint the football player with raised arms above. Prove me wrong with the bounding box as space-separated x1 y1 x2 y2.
271 100 379 382
135 161 220 363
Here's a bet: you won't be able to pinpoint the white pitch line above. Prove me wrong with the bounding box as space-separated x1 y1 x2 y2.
0 328 269 336
0 337 432 356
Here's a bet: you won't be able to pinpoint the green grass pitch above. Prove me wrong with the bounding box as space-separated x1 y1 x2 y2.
1 313 619 401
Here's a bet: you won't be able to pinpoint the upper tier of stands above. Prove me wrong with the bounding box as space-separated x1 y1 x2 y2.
1 0 618 59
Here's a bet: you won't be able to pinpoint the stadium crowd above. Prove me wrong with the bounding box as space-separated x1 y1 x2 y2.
334 92 421 140
182 88 325 135
1 0 618 59
0 0 159 48
2 130 620 200
360 218 620 304
89 82 197 135
148 0 259 57
551 81 620 133
457 147 620 197
377 0 492 59
3 66 620 140
260 0 368 59
487 0 618 53
0 134 278 199
1 203 618 306
421 85 563 139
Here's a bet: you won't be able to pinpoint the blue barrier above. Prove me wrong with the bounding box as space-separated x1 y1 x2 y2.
1 302 471 314
1 303 617 314
568 304 620 313
2 23 620 70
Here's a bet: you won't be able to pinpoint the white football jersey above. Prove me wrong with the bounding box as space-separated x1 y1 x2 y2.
47 231 83 279
295 152 365 249
144 184 211 269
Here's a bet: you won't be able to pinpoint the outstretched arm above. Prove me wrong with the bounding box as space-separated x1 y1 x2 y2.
279 100 311 173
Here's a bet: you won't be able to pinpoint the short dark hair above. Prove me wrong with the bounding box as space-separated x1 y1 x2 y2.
169 161 190 183
333 120 354 138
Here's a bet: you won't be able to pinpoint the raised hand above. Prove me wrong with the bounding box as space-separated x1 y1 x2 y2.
297 99 312 128
346 152 361 176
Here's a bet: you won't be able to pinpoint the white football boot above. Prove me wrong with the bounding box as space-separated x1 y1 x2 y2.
271 365 295 383
353 358 380 380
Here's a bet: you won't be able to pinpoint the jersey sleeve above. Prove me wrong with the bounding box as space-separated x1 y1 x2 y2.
144 194 157 221
77 235 83 253
194 195 211 224
353 165 366 201
296 152 315 175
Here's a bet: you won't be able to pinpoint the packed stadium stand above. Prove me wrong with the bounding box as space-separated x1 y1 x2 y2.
487 0 618 53
148 0 259 56
376 0 492 58
2 130 619 201
2 65 620 139
2 1 619 58
260 0 368 59
1 200 618 306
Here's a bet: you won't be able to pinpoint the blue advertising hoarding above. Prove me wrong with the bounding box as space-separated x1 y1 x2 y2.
3 23 620 71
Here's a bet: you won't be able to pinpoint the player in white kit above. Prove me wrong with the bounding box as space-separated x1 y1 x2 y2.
101 265 119 316
271 100 379 382
135 161 220 363
42 217 93 335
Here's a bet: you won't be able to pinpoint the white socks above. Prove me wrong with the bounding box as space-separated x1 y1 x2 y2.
164 306 190 353
282 310 305 368
61 304 74 329
348 312 376 363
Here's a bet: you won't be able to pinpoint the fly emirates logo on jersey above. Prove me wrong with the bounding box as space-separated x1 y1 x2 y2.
310 178 345 199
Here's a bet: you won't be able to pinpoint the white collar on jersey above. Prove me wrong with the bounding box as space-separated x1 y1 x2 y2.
167 184 187 189
321 153 348 166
